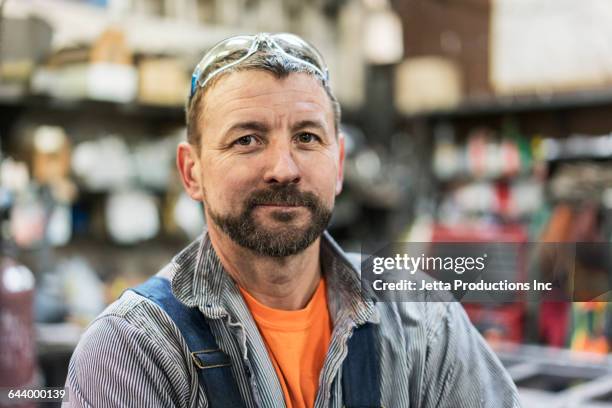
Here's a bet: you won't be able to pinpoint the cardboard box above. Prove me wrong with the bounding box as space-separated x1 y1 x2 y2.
138 58 188 106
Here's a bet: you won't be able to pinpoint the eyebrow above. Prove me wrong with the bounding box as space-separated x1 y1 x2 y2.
225 121 270 136
223 119 328 138
291 119 327 133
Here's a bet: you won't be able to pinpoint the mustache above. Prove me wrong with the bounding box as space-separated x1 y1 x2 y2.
245 184 320 210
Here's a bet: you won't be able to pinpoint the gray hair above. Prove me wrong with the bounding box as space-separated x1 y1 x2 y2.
185 51 341 149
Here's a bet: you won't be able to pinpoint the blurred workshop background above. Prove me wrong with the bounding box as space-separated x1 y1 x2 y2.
3 0 612 407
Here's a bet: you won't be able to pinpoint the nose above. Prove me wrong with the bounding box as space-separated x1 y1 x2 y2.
263 141 301 184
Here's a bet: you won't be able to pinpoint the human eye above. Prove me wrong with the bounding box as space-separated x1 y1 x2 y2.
295 132 321 144
232 135 259 147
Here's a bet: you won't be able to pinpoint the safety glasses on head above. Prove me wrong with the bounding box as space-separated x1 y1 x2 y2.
189 32 329 103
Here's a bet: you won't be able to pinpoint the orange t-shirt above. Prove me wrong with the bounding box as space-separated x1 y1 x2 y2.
239 279 332 408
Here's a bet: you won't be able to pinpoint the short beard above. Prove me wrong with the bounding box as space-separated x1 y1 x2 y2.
208 184 332 257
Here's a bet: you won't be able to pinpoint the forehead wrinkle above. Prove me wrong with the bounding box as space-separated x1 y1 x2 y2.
200 71 335 139
218 106 331 137
208 71 324 98
209 72 328 106
219 88 327 110
213 95 330 130
220 98 328 118
204 90 327 130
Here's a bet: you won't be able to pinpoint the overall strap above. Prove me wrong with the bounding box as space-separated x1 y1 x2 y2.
341 322 382 408
130 276 246 408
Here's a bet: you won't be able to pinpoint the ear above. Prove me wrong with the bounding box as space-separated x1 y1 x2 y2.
177 142 204 201
335 132 345 195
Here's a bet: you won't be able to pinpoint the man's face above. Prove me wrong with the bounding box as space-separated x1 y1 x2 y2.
185 70 344 257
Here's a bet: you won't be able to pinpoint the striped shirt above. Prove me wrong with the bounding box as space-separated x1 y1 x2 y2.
65 232 522 407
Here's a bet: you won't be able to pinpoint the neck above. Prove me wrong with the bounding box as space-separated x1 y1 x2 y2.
207 224 322 311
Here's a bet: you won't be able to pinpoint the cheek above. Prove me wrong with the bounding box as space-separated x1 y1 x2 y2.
300 153 339 199
200 157 263 207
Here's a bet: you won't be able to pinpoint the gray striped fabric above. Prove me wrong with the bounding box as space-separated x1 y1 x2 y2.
64 232 522 407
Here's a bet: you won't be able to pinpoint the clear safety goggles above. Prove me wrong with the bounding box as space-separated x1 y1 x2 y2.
189 32 329 102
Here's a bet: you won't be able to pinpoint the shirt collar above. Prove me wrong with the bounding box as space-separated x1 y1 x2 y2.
170 231 378 326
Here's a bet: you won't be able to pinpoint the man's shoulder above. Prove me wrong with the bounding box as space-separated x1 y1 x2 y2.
96 285 161 323
66 272 194 408
78 260 182 349
96 236 199 325
71 265 193 375
375 296 457 337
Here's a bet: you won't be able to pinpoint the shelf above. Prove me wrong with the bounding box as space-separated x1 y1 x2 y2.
0 93 372 128
0 94 185 121
405 88 612 120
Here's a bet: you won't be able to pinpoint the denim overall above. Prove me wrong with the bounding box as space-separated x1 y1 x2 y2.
131 276 381 408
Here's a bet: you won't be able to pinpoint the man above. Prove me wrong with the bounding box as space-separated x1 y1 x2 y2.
65 33 521 407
